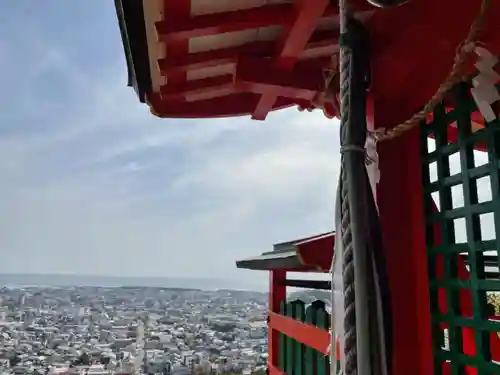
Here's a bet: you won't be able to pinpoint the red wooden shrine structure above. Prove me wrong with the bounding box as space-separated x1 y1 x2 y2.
236 232 335 375
114 0 500 374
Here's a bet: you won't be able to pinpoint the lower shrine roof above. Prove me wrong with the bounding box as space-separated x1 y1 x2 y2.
236 231 334 272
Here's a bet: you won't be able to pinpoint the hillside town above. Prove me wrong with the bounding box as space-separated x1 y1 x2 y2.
0 286 269 375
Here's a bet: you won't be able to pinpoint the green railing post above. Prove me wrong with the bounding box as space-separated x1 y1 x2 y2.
291 300 306 375
285 300 294 375
279 300 287 373
304 302 316 375
278 299 331 375
305 300 330 375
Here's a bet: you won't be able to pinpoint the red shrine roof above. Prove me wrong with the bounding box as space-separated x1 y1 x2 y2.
236 231 334 272
115 0 499 125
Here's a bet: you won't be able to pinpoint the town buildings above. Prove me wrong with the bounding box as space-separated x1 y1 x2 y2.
0 286 268 375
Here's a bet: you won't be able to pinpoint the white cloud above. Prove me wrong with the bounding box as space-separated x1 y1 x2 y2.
0 36 341 285
1 3 495 291
171 111 340 201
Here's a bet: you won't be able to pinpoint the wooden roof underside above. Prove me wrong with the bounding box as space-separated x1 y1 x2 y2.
116 0 500 125
236 232 334 272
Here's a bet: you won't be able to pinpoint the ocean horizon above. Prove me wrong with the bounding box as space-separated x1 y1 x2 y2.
0 273 267 292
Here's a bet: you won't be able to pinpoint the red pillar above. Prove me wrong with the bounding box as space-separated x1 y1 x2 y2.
368 102 433 375
268 270 286 371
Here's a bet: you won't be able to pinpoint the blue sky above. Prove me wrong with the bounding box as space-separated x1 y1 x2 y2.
0 1 341 285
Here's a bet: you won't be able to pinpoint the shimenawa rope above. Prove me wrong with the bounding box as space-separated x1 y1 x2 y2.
324 0 492 143
371 0 492 142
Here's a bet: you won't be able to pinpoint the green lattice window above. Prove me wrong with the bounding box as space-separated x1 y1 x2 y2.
422 82 500 374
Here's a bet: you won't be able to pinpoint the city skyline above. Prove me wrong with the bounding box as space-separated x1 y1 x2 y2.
0 284 270 375
0 273 269 292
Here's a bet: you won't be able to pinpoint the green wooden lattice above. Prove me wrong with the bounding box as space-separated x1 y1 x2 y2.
421 82 500 374
278 299 332 375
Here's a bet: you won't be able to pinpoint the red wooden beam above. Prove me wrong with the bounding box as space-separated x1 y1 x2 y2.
160 0 191 98
158 41 272 75
157 29 338 76
155 2 362 43
252 0 331 120
158 57 328 103
268 311 330 354
269 271 286 370
235 56 327 100
160 74 234 100
373 113 434 375
268 365 285 375
156 4 294 43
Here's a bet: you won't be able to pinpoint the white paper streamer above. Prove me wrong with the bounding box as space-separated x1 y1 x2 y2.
471 47 499 122
365 136 380 197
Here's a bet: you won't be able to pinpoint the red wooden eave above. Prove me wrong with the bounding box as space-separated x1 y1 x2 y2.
235 231 334 272
119 0 500 129
295 232 334 271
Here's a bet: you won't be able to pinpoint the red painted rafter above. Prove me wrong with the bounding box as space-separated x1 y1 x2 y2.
149 0 378 117
156 3 293 43
157 29 338 76
252 0 331 120
160 74 234 99
158 0 191 103
159 41 272 76
235 56 327 101
159 57 328 102
155 2 374 44
268 312 330 354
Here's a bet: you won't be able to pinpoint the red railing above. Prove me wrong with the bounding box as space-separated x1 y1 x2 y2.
269 310 331 354
267 305 337 375
267 270 336 375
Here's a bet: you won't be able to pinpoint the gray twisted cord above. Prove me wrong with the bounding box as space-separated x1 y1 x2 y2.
339 38 357 375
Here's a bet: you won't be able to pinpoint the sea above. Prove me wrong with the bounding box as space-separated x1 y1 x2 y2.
0 273 267 292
